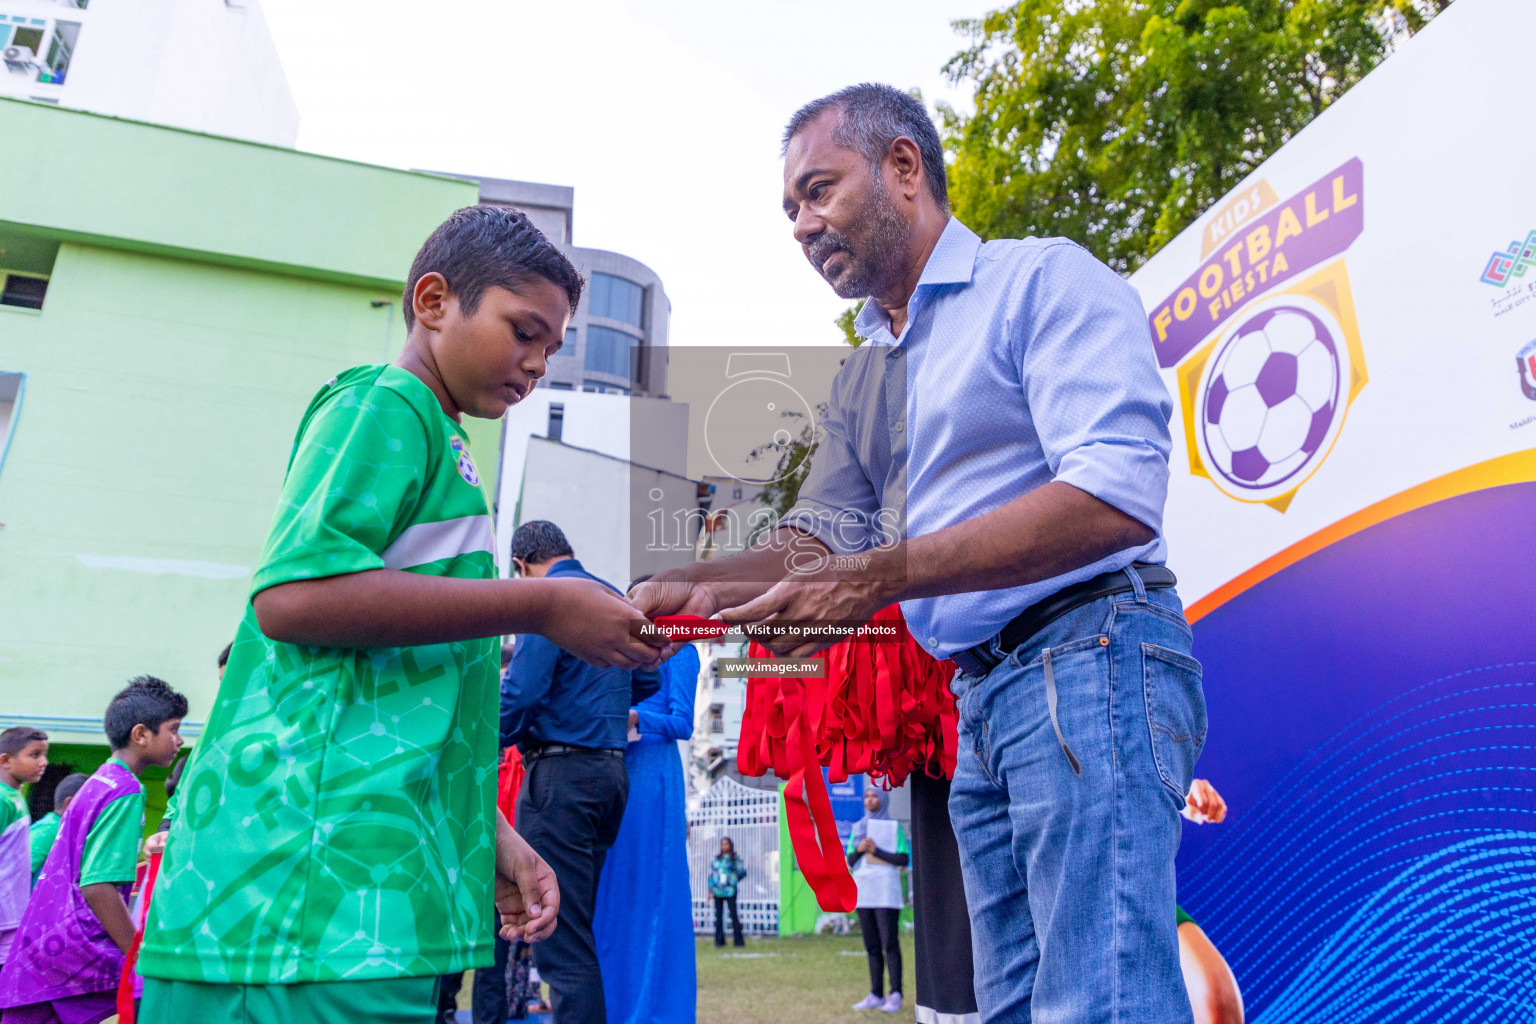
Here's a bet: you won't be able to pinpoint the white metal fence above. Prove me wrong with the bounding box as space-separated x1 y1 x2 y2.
687 777 779 935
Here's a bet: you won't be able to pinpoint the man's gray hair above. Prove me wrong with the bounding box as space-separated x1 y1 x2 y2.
781 83 949 211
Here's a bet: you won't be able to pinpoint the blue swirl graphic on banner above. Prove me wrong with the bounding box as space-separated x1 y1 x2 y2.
1175 483 1536 1022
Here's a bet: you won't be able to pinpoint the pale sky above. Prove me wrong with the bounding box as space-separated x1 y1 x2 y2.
258 0 999 350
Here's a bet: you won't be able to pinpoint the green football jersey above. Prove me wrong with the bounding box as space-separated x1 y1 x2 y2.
79 763 145 887
140 365 500 985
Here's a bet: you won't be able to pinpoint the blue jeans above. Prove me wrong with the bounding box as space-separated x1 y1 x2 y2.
949 577 1206 1023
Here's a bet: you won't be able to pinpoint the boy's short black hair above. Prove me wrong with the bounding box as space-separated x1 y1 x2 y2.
511 520 574 566
403 205 584 329
217 642 233 669
0 727 46 758
54 772 88 811
104 676 189 749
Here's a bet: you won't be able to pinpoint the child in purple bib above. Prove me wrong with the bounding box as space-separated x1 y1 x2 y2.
0 677 186 1024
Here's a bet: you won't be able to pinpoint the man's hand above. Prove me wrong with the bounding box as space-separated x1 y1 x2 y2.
495 813 559 943
627 574 720 620
1183 778 1228 824
718 570 893 659
537 578 672 670
628 709 639 731
143 831 168 857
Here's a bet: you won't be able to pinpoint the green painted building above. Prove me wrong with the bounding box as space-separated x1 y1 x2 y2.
0 97 491 812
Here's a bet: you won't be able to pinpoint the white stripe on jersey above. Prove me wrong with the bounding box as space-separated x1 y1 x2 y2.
382 515 495 570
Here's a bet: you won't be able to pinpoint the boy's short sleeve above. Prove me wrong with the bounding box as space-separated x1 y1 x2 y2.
79 791 145 887
30 812 60 876
0 789 21 831
253 383 429 595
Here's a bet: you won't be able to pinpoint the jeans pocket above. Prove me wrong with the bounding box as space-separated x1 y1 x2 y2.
1141 643 1207 801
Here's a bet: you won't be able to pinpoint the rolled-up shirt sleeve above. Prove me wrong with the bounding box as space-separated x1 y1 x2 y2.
779 375 883 555
1016 242 1173 535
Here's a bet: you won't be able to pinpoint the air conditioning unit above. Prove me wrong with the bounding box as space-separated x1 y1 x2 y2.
3 45 37 71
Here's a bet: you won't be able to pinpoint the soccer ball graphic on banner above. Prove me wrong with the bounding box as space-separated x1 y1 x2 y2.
1196 295 1349 503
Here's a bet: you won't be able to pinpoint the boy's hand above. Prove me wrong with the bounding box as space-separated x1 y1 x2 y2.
536 578 673 670
1183 778 1228 824
496 814 559 942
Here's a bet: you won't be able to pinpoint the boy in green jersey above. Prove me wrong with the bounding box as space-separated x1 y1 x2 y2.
138 206 672 1022
29 773 88 885
0 727 48 966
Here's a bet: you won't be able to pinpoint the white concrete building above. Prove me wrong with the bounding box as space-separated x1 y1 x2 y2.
494 387 701 587
0 0 297 146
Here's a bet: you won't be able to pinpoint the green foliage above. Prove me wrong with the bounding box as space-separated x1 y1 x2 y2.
836 305 864 347
941 0 1452 273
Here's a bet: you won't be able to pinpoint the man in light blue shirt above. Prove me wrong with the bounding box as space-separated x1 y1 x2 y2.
633 84 1205 1023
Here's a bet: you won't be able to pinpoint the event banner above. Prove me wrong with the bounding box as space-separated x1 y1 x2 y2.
1126 1 1536 1020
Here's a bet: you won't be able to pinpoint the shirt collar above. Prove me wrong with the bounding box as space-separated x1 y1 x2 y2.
546 558 583 577
852 217 981 344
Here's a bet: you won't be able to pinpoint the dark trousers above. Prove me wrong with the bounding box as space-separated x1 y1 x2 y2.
471 933 512 1024
858 907 903 997
713 895 744 947
910 771 978 1017
436 936 510 1024
515 749 629 1024
437 971 463 1024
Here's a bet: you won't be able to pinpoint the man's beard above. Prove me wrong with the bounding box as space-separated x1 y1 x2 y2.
807 174 911 300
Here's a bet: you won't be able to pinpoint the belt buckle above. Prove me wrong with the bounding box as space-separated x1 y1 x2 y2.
954 637 1004 677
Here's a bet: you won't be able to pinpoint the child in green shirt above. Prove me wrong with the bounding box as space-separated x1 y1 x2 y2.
28 772 87 885
0 726 48 966
138 206 673 1022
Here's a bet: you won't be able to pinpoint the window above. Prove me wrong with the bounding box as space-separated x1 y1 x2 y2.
7 25 44 57
584 325 640 378
0 372 24 478
733 486 743 500
554 327 577 358
547 402 564 443
588 273 645 328
0 274 47 310
708 704 724 734
548 381 573 391
38 20 79 85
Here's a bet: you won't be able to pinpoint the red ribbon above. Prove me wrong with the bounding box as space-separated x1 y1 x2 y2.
740 606 957 912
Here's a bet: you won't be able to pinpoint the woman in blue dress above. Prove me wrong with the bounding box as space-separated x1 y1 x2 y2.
594 641 699 1024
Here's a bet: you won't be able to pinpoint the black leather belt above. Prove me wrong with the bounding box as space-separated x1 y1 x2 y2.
951 562 1178 676
522 742 624 763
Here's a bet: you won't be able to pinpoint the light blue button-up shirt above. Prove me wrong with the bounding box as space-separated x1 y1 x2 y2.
784 218 1173 658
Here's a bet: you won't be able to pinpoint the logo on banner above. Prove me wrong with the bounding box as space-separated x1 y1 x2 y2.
1518 340 1536 402
1152 158 1368 511
1481 231 1536 287
1196 297 1349 501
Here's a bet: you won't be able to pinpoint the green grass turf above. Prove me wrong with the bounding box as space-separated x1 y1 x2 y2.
696 933 917 1024
455 931 917 1022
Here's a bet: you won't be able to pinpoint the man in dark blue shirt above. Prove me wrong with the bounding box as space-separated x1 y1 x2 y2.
500 520 659 1024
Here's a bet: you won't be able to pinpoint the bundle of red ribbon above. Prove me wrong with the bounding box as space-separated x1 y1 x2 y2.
736 605 958 912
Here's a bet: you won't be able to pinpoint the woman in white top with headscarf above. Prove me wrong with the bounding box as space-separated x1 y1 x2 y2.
846 787 909 1013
